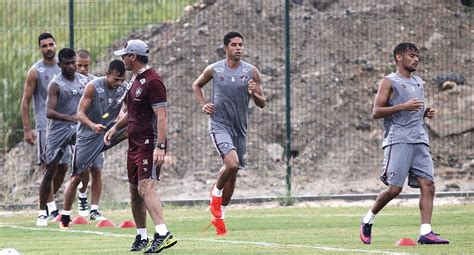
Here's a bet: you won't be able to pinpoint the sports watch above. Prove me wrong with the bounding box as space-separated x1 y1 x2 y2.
155 143 166 150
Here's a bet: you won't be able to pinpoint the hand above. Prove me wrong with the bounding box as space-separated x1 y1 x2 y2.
24 129 36 145
103 126 117 145
92 123 107 134
153 147 165 167
201 103 215 115
424 107 436 119
403 98 423 111
248 79 257 95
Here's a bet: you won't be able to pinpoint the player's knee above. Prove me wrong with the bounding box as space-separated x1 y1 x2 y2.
387 186 402 197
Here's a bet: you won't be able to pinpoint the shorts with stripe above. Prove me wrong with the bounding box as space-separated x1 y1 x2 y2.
127 141 161 184
380 143 434 188
72 133 105 175
209 129 246 169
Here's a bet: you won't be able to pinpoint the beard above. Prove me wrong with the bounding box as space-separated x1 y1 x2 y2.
43 51 55 60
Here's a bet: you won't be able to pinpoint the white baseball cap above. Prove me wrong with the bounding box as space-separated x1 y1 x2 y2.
114 39 149 57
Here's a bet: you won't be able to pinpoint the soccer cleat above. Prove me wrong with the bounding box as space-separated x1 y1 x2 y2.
211 218 227 236
89 210 106 221
360 222 372 244
59 215 71 230
130 234 149 251
49 209 60 221
209 184 222 218
77 197 90 217
36 215 48 227
144 232 178 253
418 231 449 244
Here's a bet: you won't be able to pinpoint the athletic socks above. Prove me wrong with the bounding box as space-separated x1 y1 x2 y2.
155 224 168 236
78 192 88 199
221 206 227 219
420 224 432 235
212 186 222 197
137 228 148 240
47 201 57 213
363 209 376 224
91 204 99 211
38 210 47 217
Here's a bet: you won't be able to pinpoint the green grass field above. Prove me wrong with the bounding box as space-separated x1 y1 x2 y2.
1 203 473 254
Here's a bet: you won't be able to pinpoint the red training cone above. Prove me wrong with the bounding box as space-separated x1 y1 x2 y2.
119 220 136 228
72 216 89 225
396 238 417 246
95 219 115 228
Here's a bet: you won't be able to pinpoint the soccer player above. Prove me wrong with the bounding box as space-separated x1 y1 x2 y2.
359 43 449 245
106 39 177 253
38 48 87 226
59 60 127 229
74 48 103 219
21 32 68 226
192 32 266 236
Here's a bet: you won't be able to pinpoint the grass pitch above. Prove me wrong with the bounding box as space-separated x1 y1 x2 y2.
0 203 473 254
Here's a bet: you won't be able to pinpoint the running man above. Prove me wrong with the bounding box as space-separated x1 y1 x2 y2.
74 48 103 218
106 39 177 253
192 32 266 236
359 43 449 245
20 32 67 225
59 60 127 229
38 48 87 226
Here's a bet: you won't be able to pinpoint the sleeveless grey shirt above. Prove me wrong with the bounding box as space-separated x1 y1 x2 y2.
32 59 61 131
210 59 254 137
382 72 429 148
77 77 126 138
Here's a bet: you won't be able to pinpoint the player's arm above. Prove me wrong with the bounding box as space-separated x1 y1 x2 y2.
104 102 128 145
153 106 167 167
248 67 266 108
192 65 215 114
77 83 106 134
20 67 38 144
372 78 423 119
46 82 77 122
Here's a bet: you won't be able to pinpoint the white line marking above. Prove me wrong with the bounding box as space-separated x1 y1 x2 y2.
0 224 412 255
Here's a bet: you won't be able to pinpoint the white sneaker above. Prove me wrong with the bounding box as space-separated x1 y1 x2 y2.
36 215 48 226
89 210 106 221
78 197 90 217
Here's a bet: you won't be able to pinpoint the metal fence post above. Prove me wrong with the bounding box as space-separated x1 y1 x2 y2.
69 0 74 49
284 0 292 197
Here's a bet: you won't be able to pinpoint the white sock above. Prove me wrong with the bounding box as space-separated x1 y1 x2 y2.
38 210 47 217
137 228 148 240
47 201 57 212
61 210 71 216
212 185 222 197
91 205 99 211
420 224 432 235
78 192 88 199
363 209 376 224
220 206 227 219
155 224 168 236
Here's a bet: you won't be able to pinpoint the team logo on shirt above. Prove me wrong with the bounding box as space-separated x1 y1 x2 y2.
219 76 224 81
240 75 248 82
135 87 143 98
38 67 45 73
140 78 146 84
96 87 104 93
401 84 406 88
72 89 78 95
231 77 236 82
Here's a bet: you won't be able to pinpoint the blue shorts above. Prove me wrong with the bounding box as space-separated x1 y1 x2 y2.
380 143 434 188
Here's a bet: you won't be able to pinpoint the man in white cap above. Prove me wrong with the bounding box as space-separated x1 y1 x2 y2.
105 39 177 253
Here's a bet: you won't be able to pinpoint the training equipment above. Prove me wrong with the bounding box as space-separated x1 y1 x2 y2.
119 220 136 228
144 232 178 253
396 238 417 246
95 219 115 228
359 222 372 244
71 216 89 225
130 234 149 251
418 232 449 244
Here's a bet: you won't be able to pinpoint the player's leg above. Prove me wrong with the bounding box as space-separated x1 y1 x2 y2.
89 164 106 220
60 173 83 229
37 162 56 226
77 168 90 217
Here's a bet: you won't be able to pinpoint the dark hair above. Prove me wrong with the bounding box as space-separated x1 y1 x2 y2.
393 43 418 62
108 60 126 76
223 31 243 46
58 48 76 64
38 32 55 46
76 48 91 59
136 55 149 65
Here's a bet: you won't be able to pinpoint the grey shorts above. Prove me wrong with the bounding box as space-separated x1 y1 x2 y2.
209 129 247 169
380 143 434 188
72 134 105 175
45 127 75 166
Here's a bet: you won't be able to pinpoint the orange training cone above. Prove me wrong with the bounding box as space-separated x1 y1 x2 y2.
95 219 115 228
72 216 89 225
396 238 417 246
119 220 136 228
